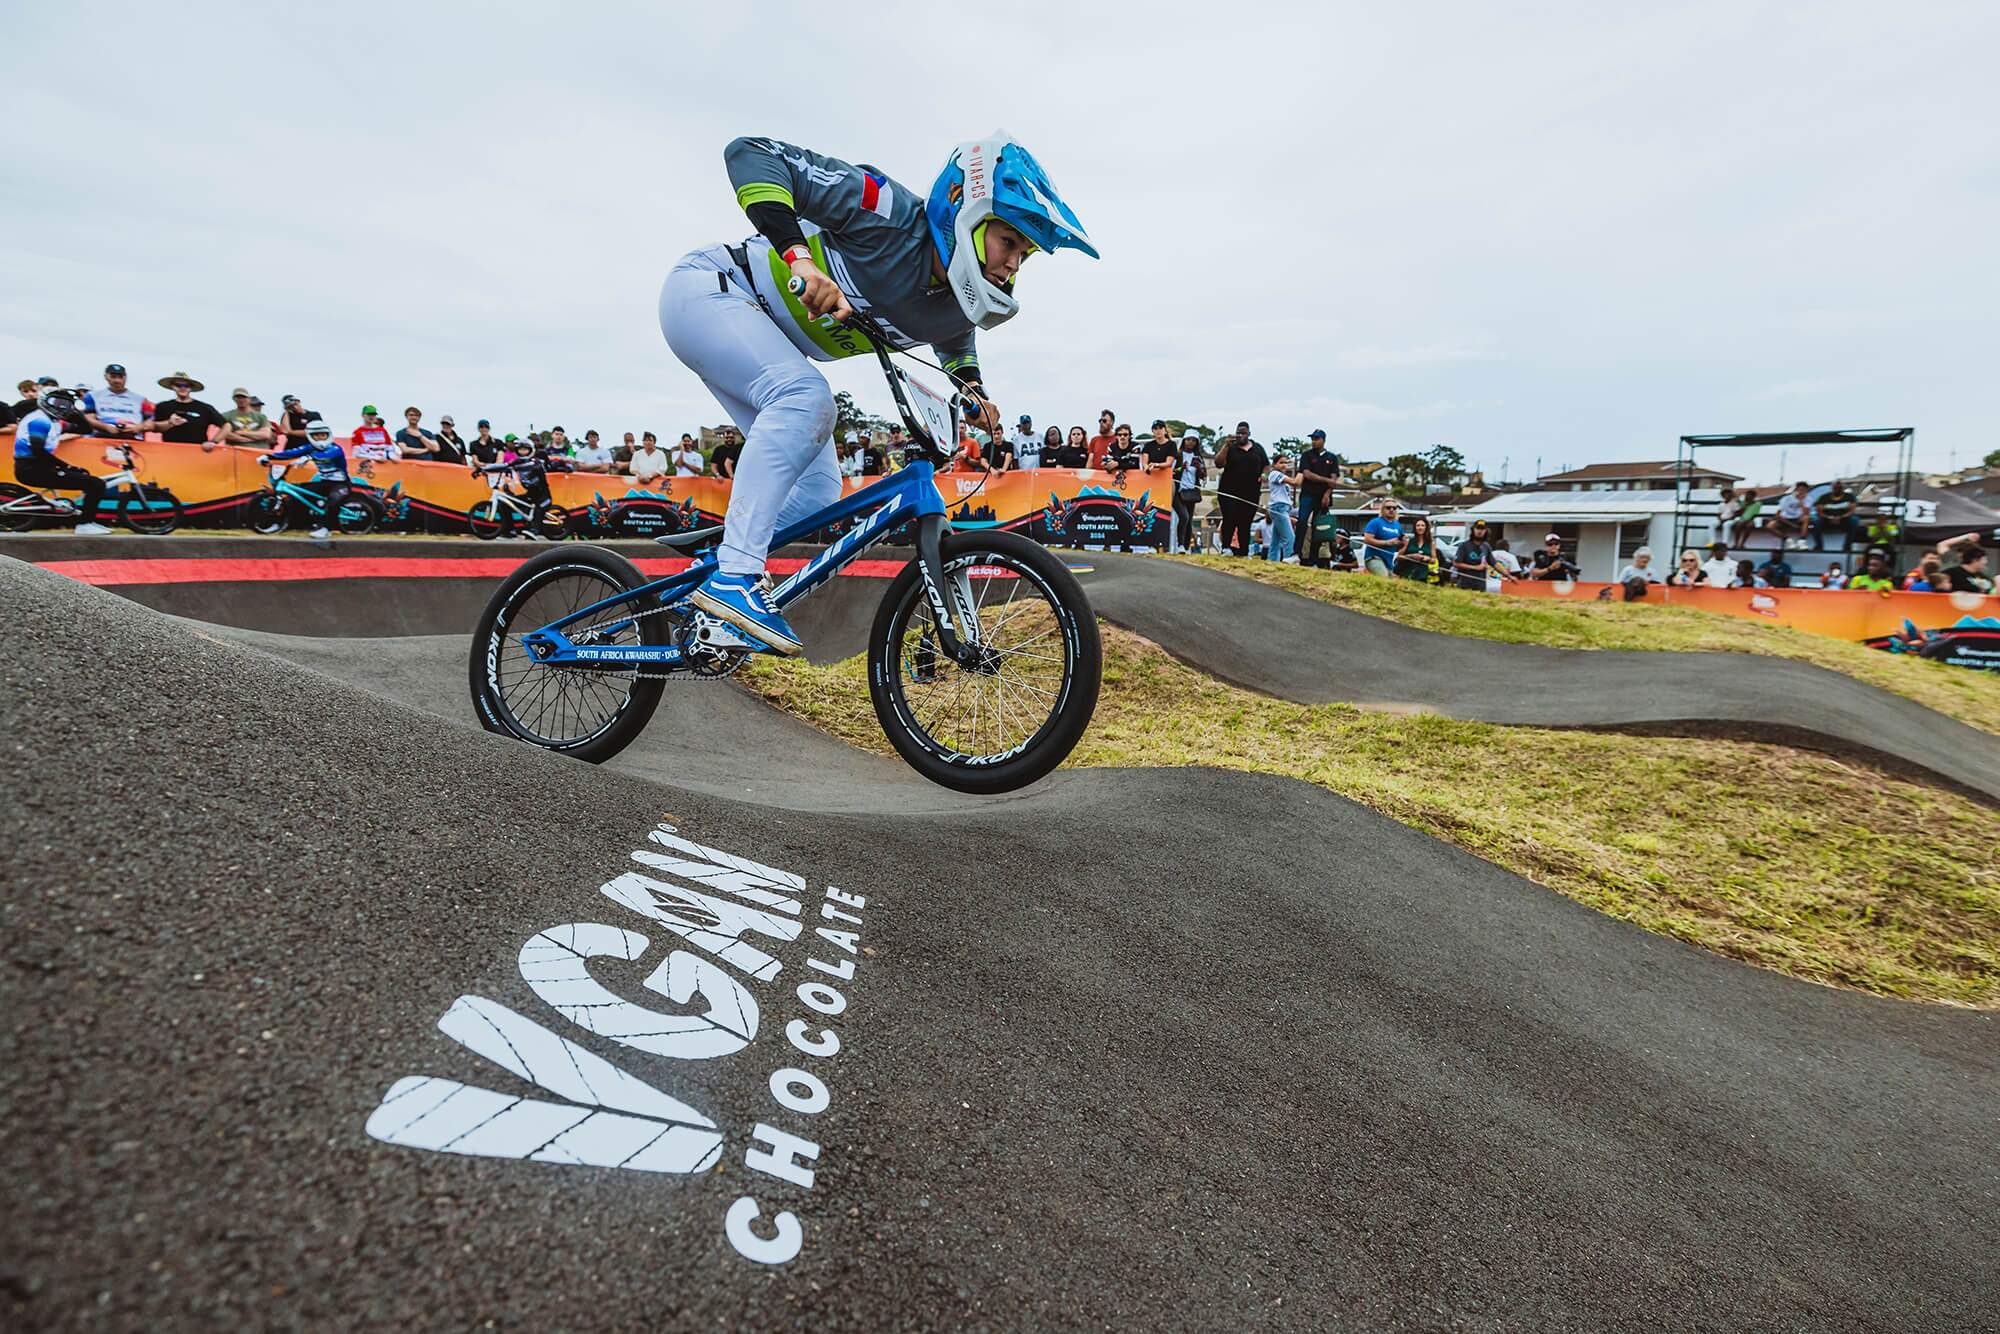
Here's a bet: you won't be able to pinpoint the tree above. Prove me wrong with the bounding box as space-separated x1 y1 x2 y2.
1383 453 1430 496
1421 444 1467 487
1984 447 2000 471
833 390 894 440
1161 419 1221 447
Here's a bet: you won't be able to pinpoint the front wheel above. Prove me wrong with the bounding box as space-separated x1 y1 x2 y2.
246 492 287 535
122 488 183 535
469 545 670 763
467 499 506 540
867 530 1101 794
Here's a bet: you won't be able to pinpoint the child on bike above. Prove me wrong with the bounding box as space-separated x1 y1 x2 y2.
258 418 350 539
13 389 113 534
659 133 1097 654
473 435 569 538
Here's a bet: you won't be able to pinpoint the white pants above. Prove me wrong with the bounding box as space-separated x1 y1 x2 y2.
658 245 843 577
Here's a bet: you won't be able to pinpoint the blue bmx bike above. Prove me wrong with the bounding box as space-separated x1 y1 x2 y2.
468 307 1102 793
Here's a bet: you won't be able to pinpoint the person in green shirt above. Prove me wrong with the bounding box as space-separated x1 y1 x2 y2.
216 387 274 448
1846 548 1898 591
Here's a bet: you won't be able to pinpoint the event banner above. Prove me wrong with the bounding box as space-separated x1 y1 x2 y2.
0 434 1172 550
1503 579 2000 670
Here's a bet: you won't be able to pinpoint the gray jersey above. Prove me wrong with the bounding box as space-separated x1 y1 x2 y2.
724 136 978 378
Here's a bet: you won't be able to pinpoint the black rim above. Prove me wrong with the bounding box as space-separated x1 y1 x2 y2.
485 565 649 747
883 551 1078 767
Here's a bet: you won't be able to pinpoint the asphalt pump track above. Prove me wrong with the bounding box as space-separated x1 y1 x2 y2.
3 552 1996 1330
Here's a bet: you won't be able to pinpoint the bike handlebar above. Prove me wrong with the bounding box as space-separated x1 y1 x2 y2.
785 275 977 463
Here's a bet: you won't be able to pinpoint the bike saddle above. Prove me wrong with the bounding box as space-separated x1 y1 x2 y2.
653 525 723 550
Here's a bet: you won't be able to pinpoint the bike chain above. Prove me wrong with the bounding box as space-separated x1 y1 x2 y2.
562 596 748 683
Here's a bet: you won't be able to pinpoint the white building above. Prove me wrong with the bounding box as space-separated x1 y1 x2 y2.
1439 489 1693 580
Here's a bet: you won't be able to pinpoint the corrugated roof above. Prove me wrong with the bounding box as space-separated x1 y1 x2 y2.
1536 460 1743 483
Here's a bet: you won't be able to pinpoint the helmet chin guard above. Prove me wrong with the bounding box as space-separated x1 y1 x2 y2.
945 136 1020 330
929 130 1097 331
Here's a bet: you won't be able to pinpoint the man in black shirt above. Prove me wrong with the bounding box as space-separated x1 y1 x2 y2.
709 429 744 480
1452 520 1496 589
1293 428 1340 560
432 416 467 464
468 419 502 466
152 371 224 445
1213 420 1268 557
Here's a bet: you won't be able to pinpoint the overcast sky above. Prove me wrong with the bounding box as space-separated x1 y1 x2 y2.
6 0 1996 483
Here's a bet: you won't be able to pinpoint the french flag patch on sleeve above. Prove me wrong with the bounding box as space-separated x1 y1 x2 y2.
860 171 893 218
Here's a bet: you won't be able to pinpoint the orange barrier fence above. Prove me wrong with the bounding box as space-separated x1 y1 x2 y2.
0 433 1173 548
1502 579 2000 670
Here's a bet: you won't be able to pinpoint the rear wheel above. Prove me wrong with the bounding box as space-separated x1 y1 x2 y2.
867 530 1100 793
469 545 669 763
122 488 183 535
0 484 39 533
335 491 383 534
246 492 287 535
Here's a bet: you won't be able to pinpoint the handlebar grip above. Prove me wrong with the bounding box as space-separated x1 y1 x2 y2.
786 275 806 298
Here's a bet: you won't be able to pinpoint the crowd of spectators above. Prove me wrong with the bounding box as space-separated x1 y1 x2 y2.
11 364 1993 598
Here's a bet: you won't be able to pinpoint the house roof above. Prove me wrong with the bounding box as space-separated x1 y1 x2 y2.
1443 489 1683 523
1536 460 1743 484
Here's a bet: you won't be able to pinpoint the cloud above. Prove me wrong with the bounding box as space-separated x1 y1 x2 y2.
1335 337 1499 370
1750 378 1845 401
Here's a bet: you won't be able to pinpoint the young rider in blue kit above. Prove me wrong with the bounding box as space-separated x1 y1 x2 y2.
12 389 114 533
660 133 1098 655
258 418 351 539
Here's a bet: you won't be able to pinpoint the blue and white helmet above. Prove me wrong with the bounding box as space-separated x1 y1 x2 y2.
926 131 1098 330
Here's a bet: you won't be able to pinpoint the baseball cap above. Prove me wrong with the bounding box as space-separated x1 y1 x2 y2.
249 397 264 408
1018 414 1033 425
361 404 378 416
105 363 127 375
232 387 251 398
36 375 59 387
1151 418 1166 429
1309 428 1326 440
476 418 491 428
440 416 454 426
281 394 299 407
1183 429 1200 441
1545 532 1562 543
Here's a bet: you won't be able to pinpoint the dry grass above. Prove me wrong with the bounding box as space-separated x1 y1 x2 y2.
1178 554 2000 737
745 627 2000 1007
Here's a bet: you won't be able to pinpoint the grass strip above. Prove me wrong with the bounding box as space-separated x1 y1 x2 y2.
744 626 1998 1008
1176 554 2000 737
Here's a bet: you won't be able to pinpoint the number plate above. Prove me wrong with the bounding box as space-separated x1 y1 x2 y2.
896 368 957 451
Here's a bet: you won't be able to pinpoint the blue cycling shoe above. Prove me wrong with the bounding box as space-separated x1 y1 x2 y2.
689 572 804 657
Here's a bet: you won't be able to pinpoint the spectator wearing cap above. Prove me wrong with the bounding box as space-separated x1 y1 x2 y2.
394 406 439 460
275 395 317 451
1451 519 1497 589
1213 422 1267 557
629 431 671 483
1700 541 1739 588
1008 414 1042 469
1172 431 1206 554
152 372 223 446
1848 548 1898 591
1142 420 1177 480
469 419 501 466
1293 429 1340 561
1323 528 1361 571
81 363 153 438
351 406 397 462
1360 499 1405 576
433 415 467 464
217 387 275 448
571 429 613 473
1528 532 1578 582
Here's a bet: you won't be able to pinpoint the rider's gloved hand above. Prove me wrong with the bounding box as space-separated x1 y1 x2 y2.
788 257 854 323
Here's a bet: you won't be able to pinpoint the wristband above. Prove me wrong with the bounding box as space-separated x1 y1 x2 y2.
781 245 813 267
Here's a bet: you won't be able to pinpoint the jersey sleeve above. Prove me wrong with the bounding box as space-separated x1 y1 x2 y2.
932 331 980 388
725 137 876 235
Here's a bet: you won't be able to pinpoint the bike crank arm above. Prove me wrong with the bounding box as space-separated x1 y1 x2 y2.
519 628 689 671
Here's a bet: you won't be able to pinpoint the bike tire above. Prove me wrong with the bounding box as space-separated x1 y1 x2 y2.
467 500 504 540
336 491 384 535
866 530 1101 794
0 484 38 532
123 489 182 536
469 545 669 764
246 493 287 535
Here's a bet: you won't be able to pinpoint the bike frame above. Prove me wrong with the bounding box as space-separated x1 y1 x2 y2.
521 300 989 673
